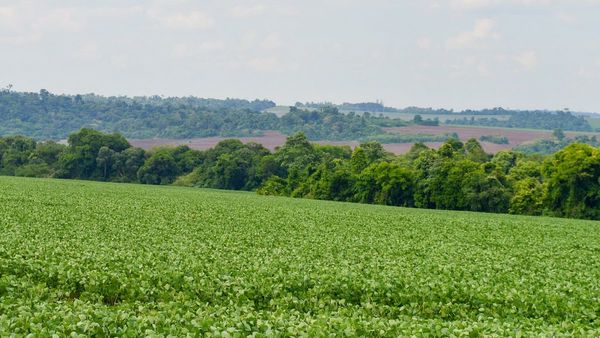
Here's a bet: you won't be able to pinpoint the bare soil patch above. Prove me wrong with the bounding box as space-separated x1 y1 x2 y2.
130 131 288 151
384 125 599 153
129 126 599 155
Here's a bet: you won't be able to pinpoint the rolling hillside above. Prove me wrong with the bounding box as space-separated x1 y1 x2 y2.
1 176 599 335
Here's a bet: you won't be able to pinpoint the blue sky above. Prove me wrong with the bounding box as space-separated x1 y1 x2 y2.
1 0 599 111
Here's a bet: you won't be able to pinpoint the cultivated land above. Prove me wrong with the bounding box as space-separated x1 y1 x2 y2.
129 126 600 155
1 177 600 336
384 126 600 153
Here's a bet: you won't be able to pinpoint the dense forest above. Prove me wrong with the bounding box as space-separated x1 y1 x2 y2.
446 111 593 132
298 102 595 132
515 133 600 155
2 90 596 142
0 90 402 140
0 89 278 139
1 128 599 220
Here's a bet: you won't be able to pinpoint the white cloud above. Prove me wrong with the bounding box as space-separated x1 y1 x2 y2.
451 0 494 10
578 60 600 79
515 51 538 70
417 37 432 49
149 10 214 30
231 4 267 18
260 33 282 50
246 56 299 73
34 8 82 32
447 0 600 10
75 43 101 61
446 18 498 49
0 6 16 21
248 56 281 72
450 56 492 77
555 11 576 23
172 41 226 58
0 5 83 45
477 62 491 76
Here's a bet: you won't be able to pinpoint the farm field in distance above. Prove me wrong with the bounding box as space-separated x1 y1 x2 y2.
129 125 600 154
1 176 600 336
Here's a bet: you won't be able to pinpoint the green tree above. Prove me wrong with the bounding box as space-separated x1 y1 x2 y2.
350 141 387 173
462 169 510 213
137 151 179 185
354 162 415 206
553 128 566 141
0 136 37 175
464 138 489 163
509 178 544 215
59 128 130 179
542 143 600 219
112 147 146 182
96 146 116 181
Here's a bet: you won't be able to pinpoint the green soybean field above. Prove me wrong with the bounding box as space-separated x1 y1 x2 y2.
1 176 600 336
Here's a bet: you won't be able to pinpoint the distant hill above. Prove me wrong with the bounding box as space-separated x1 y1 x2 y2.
0 90 403 140
0 89 596 140
295 102 596 132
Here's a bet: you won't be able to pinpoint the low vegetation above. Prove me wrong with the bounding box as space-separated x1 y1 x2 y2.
364 132 458 144
1 177 599 335
479 135 510 144
515 134 600 155
298 103 594 132
447 111 593 132
278 107 405 140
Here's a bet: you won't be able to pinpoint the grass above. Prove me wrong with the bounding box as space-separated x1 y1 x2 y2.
1 176 600 336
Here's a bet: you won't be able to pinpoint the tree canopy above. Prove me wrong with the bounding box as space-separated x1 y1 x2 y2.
2 128 599 220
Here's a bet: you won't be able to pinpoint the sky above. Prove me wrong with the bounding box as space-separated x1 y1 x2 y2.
1 0 599 112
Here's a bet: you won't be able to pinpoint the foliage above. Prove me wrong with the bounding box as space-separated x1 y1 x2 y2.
0 90 278 139
175 140 269 190
58 128 130 180
0 90 403 141
514 135 600 155
542 143 600 219
2 176 600 335
479 134 509 144
364 132 458 144
138 146 202 185
447 111 592 131
413 114 440 126
278 107 400 140
1 129 600 220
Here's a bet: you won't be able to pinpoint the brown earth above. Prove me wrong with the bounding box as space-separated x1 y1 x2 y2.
383 125 599 153
130 131 288 151
129 126 599 155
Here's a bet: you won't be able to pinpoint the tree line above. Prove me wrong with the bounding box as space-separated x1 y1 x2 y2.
1 128 599 220
0 90 402 140
446 111 593 132
297 103 595 132
514 132 600 155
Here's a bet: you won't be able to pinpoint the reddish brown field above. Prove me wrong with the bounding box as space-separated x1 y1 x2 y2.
129 126 599 155
384 125 598 153
130 131 288 151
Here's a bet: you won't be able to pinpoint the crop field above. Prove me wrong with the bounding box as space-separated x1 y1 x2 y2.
1 177 600 336
129 124 600 156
